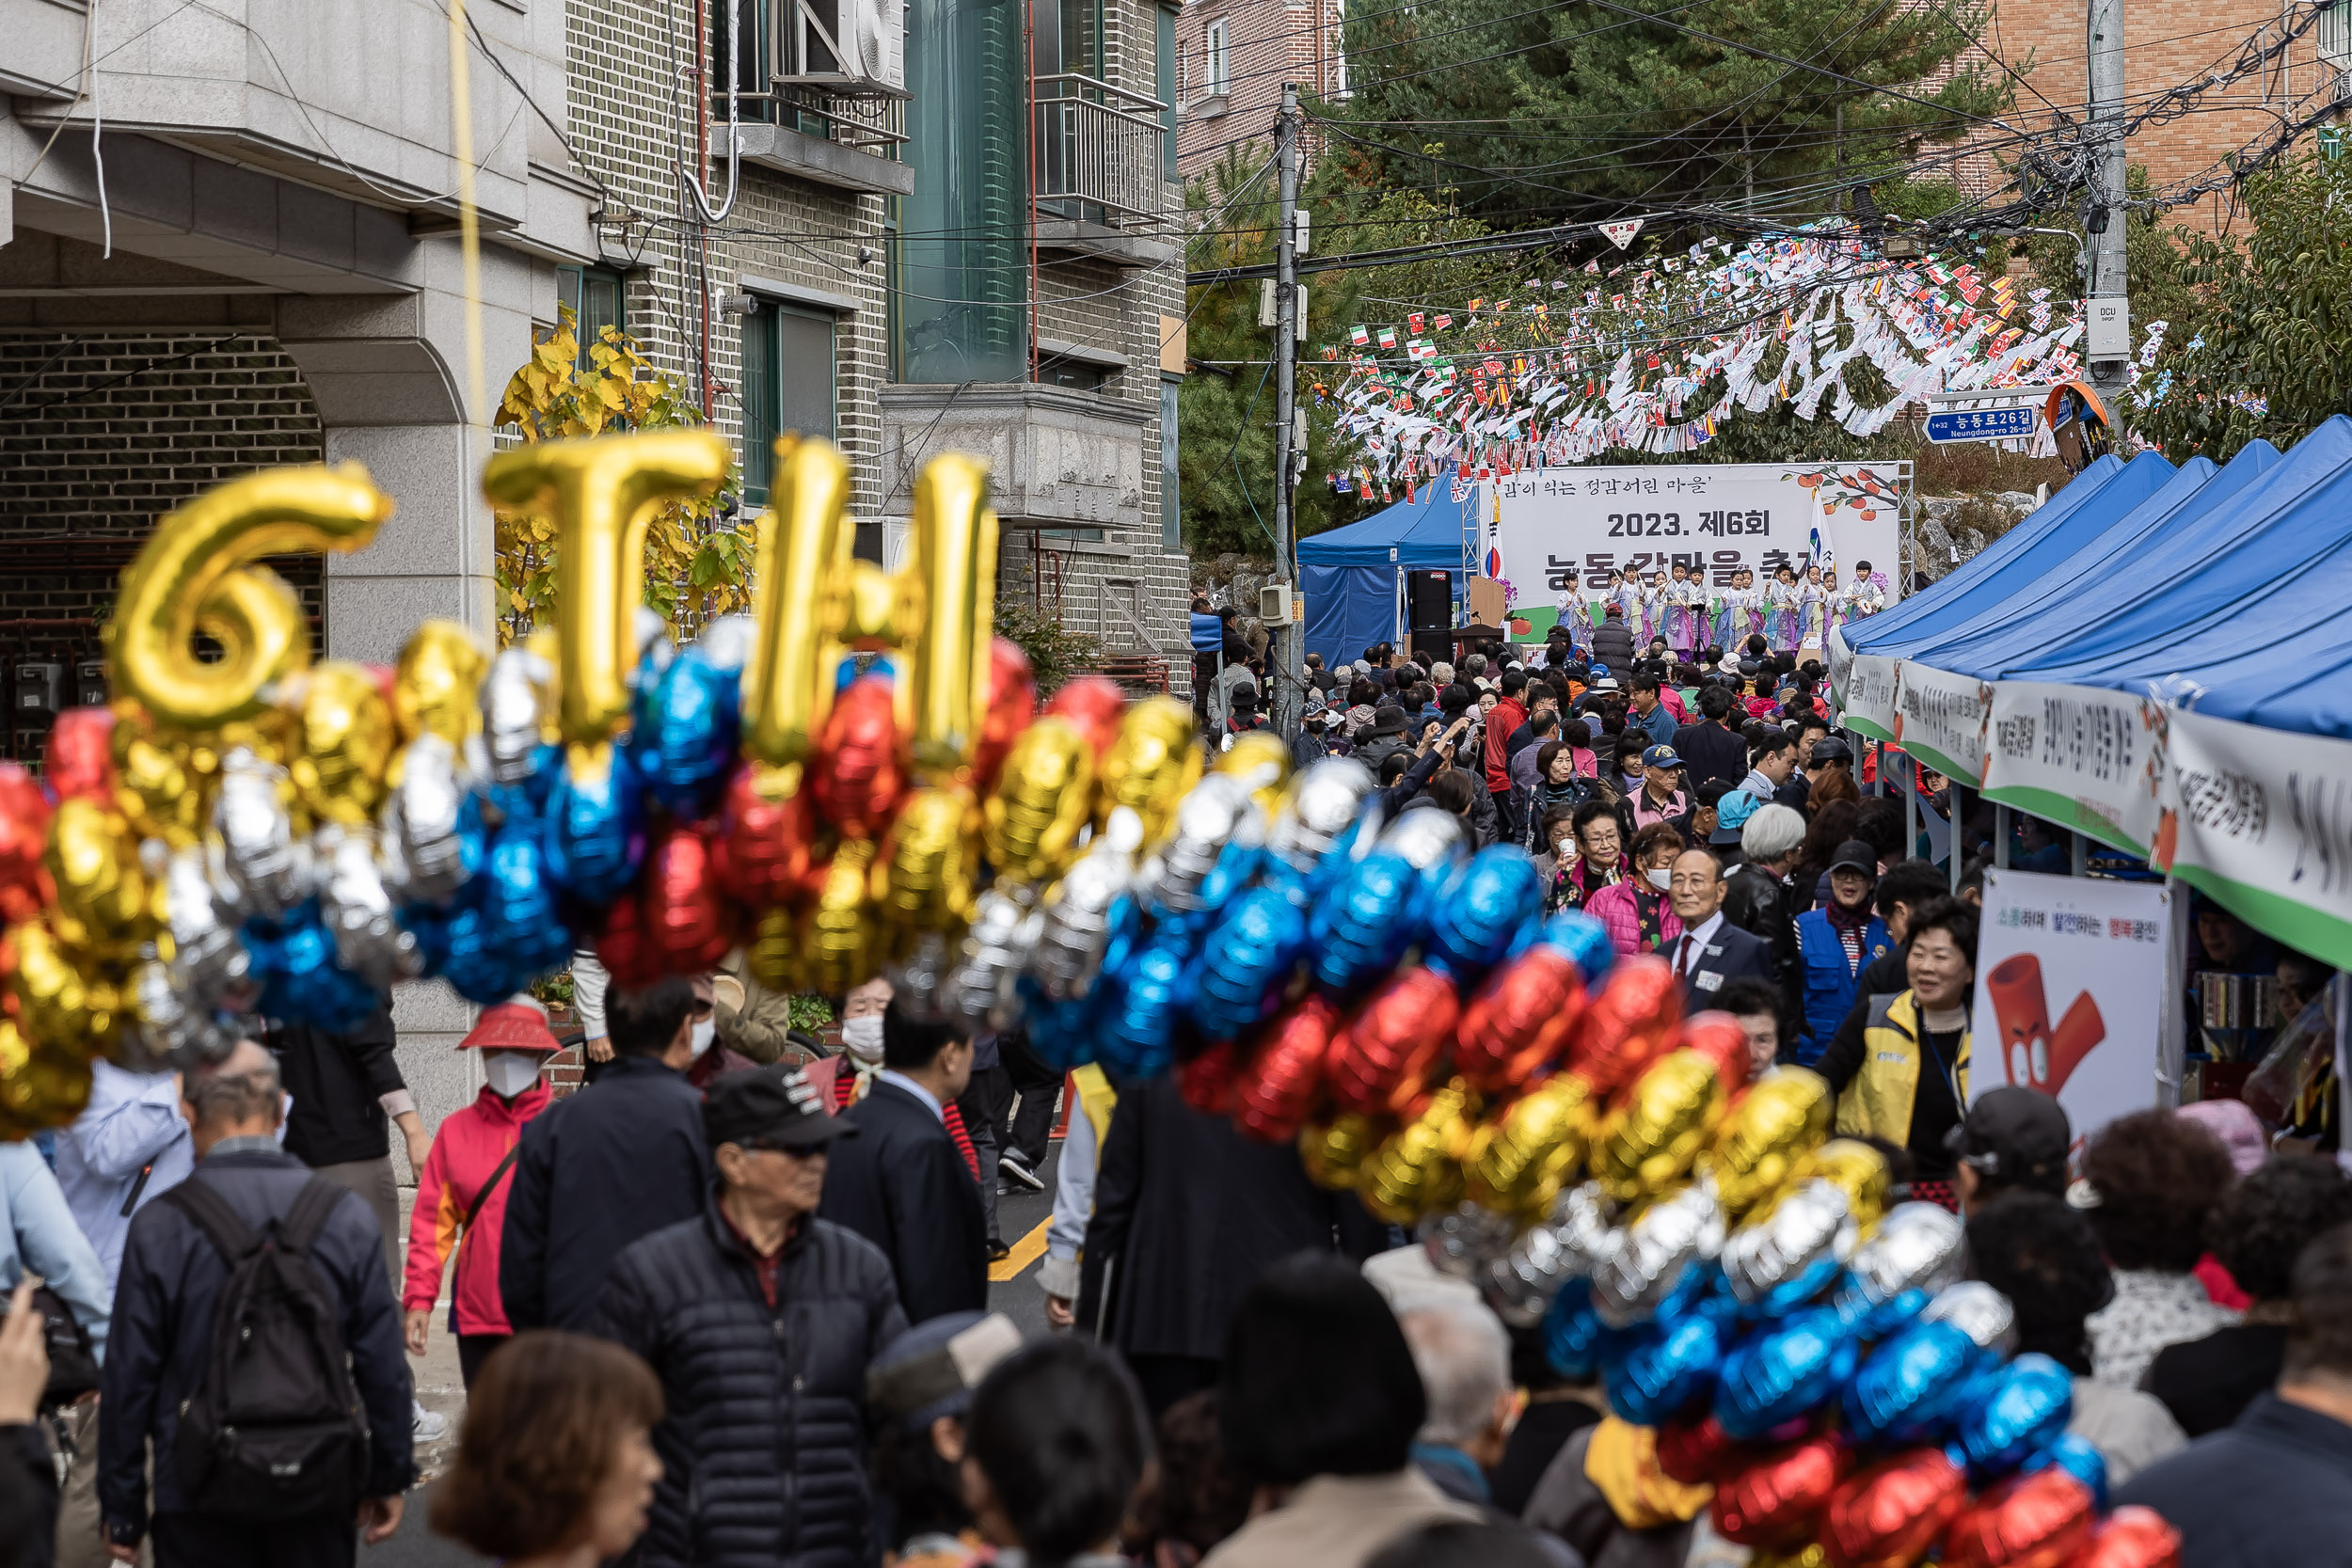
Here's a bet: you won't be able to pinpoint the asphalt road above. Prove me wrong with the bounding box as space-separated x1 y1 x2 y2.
373 1141 1064 1566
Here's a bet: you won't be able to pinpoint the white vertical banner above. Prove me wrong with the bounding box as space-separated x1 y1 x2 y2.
1979 681 2166 857
1972 869 2177 1143
1843 654 1902 741
1890 662 1994 786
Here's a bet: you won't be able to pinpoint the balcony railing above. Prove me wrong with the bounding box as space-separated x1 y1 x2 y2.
1033 73 1169 224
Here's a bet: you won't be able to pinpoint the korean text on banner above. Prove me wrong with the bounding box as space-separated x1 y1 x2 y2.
1979 682 2165 857
2154 708 2352 972
1890 663 1993 786
1973 869 2176 1142
1842 655 1902 741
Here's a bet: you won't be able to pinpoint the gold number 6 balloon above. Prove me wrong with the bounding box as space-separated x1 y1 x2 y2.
108 466 393 729
481 430 732 747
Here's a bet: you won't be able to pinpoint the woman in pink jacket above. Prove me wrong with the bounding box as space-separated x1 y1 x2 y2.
404 1001 562 1388
1584 822 1688 957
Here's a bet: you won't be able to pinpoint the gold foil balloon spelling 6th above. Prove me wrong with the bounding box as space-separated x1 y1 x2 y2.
108 465 391 730
901 453 998 778
740 436 855 767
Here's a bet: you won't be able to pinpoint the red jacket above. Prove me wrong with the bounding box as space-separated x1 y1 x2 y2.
1485 697 1528 793
404 1080 552 1335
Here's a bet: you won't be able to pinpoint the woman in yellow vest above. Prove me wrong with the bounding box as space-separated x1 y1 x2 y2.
1817 897 1979 1212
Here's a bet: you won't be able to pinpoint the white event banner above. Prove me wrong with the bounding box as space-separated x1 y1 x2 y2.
1481 463 1901 614
1979 681 2165 857
1888 662 1993 785
1972 869 2177 1144
1842 653 1902 741
2154 707 2352 972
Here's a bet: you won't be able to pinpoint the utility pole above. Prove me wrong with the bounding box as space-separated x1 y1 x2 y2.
2086 0 2131 405
1271 83 1304 744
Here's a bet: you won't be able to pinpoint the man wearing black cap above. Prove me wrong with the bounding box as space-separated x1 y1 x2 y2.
1355 703 1415 775
594 1064 907 1568
1947 1086 2071 1213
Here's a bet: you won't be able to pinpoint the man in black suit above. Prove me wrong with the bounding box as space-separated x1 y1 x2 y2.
1666 847 1776 1012
1672 684 1750 791
815 1002 988 1323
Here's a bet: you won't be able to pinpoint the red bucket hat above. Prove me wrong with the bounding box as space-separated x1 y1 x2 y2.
458 1000 561 1054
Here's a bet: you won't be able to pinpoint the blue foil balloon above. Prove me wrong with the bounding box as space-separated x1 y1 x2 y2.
1608 1304 1730 1425
1833 1277 1935 1343
1544 1280 1613 1381
1423 847 1544 980
1957 1353 2074 1479
630 644 741 816
245 899 380 1032
1097 937 1189 1078
1182 842 1266 937
1309 849 1423 991
1539 910 1615 987
1842 1319 1984 1446
485 741 562 824
544 750 647 903
1184 886 1308 1040
442 825 574 1003
1713 1306 1859 1438
2020 1432 2108 1508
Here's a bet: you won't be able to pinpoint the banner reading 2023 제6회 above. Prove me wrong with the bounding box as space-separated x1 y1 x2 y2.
1480 462 1905 628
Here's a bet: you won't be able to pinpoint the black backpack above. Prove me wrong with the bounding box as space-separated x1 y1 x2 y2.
161 1176 373 1519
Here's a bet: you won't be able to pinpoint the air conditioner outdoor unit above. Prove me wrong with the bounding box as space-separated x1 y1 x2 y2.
775 0 907 97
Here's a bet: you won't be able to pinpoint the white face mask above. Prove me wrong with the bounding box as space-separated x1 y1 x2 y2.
1645 866 1673 890
483 1051 543 1099
842 1014 886 1063
689 1016 716 1059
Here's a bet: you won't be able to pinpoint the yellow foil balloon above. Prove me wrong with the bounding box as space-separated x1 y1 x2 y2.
1792 1137 1891 1231
0 1018 93 1137
801 838 882 996
109 709 203 848
393 621 488 747
1097 698 1203 845
745 904 803 993
1467 1072 1596 1218
1703 1066 1833 1220
44 800 158 958
1592 1050 1725 1204
1300 1112 1387 1191
740 436 853 767
902 452 998 777
8 920 128 1057
288 662 396 827
983 718 1096 884
481 430 730 746
1359 1078 1477 1226
108 465 391 730
1215 730 1293 816
882 786 981 940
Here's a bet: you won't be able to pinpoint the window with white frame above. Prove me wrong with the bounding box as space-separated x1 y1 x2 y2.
1204 19 1230 97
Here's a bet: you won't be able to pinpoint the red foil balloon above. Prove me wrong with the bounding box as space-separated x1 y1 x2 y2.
809 676 906 838
596 890 657 988
2069 1508 2182 1568
971 638 1036 794
0 766 56 927
1454 946 1586 1094
1569 957 1686 1097
1680 1011 1756 1096
1710 1435 1851 1548
717 762 820 909
1232 995 1340 1143
1328 968 1460 1119
43 708 114 803
1656 1414 1754 1486
643 825 739 975
1178 1037 1244 1117
1043 676 1126 761
1944 1471 2096 1568
1823 1449 1969 1568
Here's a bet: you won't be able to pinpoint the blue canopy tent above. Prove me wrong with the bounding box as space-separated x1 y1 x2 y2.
1298 471 1476 666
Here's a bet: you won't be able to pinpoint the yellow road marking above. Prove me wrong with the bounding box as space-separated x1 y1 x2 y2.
988 1217 1052 1283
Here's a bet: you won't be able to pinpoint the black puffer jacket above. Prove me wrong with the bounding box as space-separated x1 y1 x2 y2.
592 1201 909 1568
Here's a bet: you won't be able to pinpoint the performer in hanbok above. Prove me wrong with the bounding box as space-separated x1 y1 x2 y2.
1611 569 1643 633
1665 561 1702 658
1840 559 1888 624
1639 568 1669 646
1765 563 1802 651
1821 566 1845 640
1714 566 1752 650
1797 562 1828 657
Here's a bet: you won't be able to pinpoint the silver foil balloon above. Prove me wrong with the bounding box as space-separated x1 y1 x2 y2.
1844 1201 1968 1307
209 748 311 919
1030 808 1143 1002
164 845 250 1009
697 613 756 671
1921 1279 2019 1354
478 643 555 785
1482 1181 1617 1327
1145 775 1259 917
1722 1179 1856 1308
1377 802 1468 872
1590 1178 1727 1330
1268 758 1378 876
885 929 956 1023
946 888 1035 1032
317 824 421 989
381 736 480 906
631 605 675 686
127 952 235 1072
1421 1201 1519 1280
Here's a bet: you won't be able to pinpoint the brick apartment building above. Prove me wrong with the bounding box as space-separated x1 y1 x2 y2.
1 0 1192 1148
1173 0 1345 179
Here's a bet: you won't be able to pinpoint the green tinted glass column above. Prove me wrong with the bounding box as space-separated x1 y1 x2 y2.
896 0 1028 383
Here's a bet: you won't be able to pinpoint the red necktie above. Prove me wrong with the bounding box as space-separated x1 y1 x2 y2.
1677 935 1694 977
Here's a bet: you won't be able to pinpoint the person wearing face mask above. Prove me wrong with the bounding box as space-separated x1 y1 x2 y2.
1583 823 1687 958
680 974 759 1091
405 1001 564 1388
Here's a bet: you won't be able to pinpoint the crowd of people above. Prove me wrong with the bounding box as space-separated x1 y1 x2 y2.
0 618 2344 1568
